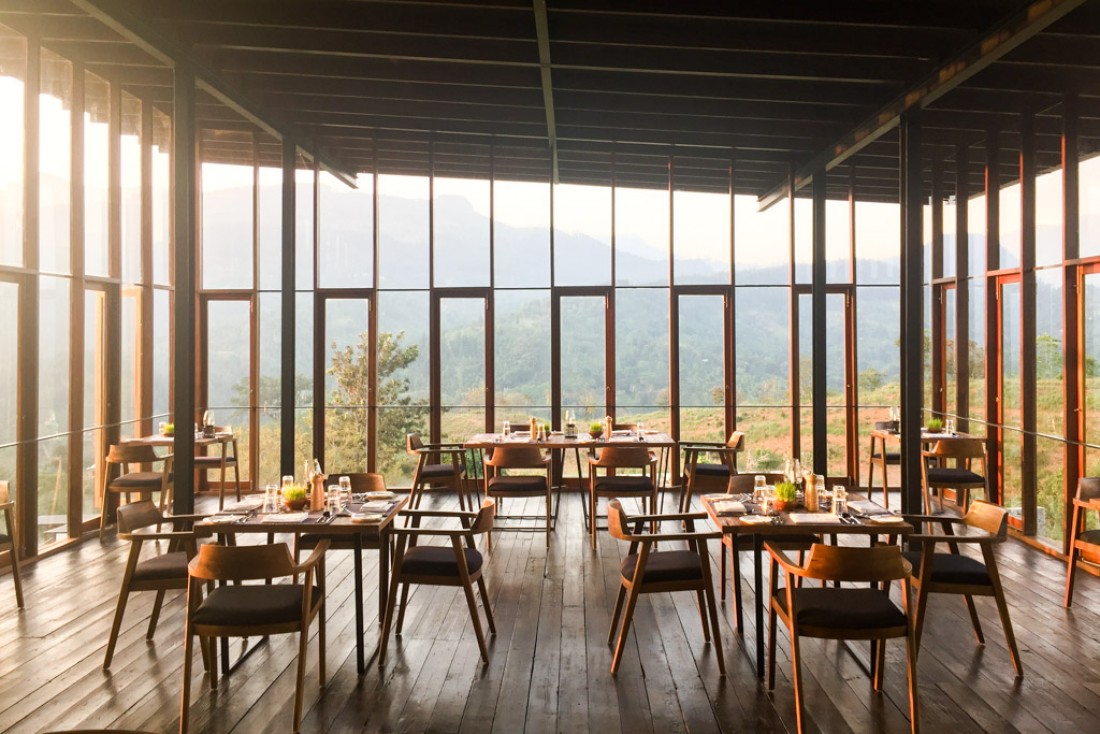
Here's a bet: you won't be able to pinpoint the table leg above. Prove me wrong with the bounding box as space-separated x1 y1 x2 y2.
354 533 365 675
379 527 391 630
754 532 765 679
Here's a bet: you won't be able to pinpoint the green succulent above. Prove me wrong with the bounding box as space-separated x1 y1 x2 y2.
282 486 308 502
926 418 943 432
774 482 798 502
589 421 605 434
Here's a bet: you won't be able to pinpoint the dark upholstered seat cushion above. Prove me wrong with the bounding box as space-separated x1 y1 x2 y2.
593 476 653 495
1079 529 1100 546
133 551 189 582
693 463 732 478
193 584 319 626
871 451 902 463
0 533 10 546
193 454 236 465
420 463 459 479
109 471 170 490
903 550 991 586
773 587 907 630
488 475 547 494
621 550 703 584
925 467 984 485
401 545 483 577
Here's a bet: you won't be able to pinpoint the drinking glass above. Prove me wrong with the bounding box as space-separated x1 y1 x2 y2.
502 420 511 436
281 474 294 489
263 484 278 513
338 476 352 508
328 484 342 513
753 475 767 505
945 417 956 434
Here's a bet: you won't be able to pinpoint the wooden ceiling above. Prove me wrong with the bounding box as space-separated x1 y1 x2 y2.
4 0 1100 202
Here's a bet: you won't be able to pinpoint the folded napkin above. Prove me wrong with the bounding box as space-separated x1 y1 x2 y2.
739 515 772 525
262 512 308 523
848 500 892 517
712 500 747 516
222 499 263 512
788 513 844 524
360 500 392 513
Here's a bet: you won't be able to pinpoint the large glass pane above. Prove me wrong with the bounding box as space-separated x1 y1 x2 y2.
119 289 140 438
39 48 71 275
826 199 851 283
856 285 900 476
1036 168 1062 268
943 196 957 280
615 288 669 431
152 109 171 285
38 436 69 547
968 277 986 425
434 177 489 288
1083 271 1100 475
673 189 729 285
205 300 252 482
1000 280 1022 516
1000 181 1021 271
793 198 811 284
735 286 790 467
295 293 314 472
1082 156 1100 260
296 164 315 290
39 276 70 435
378 174 429 289
554 184 611 286
735 195 789 285
0 26 25 267
319 171 374 289
202 162 254 290
324 298 371 473
439 298 487 441
83 290 106 525
256 292 282 487
559 296 606 424
0 282 18 448
494 180 550 287
615 186 669 287
1036 268 1063 438
153 289 170 419
84 71 109 278
1036 435 1065 546
855 200 900 285
944 286 957 419
120 92 142 284
796 292 847 474
257 165 282 291
376 291 429 483
968 194 986 277
495 289 551 427
678 294 725 442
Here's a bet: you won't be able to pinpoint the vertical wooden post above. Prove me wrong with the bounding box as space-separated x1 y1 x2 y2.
788 166 799 461
811 169 827 475
280 140 296 477
68 64 86 537
1062 93 1080 554
984 127 1001 504
899 112 924 516
1020 107 1037 535
955 143 970 431
931 156 945 417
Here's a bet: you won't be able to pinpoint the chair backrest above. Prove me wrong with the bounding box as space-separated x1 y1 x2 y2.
592 445 651 468
188 542 296 582
963 499 1008 540
485 446 546 469
1078 476 1100 503
725 431 746 450
799 543 912 583
469 499 497 535
874 420 895 431
924 437 984 461
107 442 162 465
117 500 165 534
606 499 632 542
728 474 755 494
342 472 386 493
406 433 424 455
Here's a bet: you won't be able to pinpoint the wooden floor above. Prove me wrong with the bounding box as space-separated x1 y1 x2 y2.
2 490 1100 734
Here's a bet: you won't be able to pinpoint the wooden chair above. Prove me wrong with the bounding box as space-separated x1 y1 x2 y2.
180 540 328 734
767 542 919 734
588 445 658 549
680 431 746 512
1065 477 1100 607
0 482 24 608
719 473 817 633
380 499 496 666
483 445 553 547
104 500 204 668
194 427 240 510
903 500 1022 677
99 443 173 538
921 437 987 514
406 433 473 511
606 498 725 675
867 420 902 505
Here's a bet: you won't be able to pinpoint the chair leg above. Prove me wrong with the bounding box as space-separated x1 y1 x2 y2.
379 571 402 669
610 584 642 674
1064 547 1080 608
293 628 308 734
180 628 195 734
992 583 1023 677
703 573 726 676
731 542 744 634
461 577 490 663
476 575 496 634
208 635 219 690
719 539 727 602
103 588 130 669
590 491 598 550
905 628 922 734
911 581 931 658
147 589 166 639
872 639 886 691
317 602 327 685
767 603 778 689
7 547 24 609
790 630 807 734
395 582 411 635
218 461 227 510
962 594 984 644
696 589 711 642
608 585 628 645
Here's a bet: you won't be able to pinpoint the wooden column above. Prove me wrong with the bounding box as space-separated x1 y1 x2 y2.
139 97 155 438
811 169 827 474
727 159 736 434
67 64 85 537
899 112 924 516
788 166 799 460
984 127 1001 503
171 66 196 514
1020 108 1037 535
955 143 971 431
930 156 945 416
280 141 296 477
1062 93 1080 554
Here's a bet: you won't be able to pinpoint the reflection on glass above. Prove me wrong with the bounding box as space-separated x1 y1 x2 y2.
434 177 489 287
560 296 606 422
678 295 725 442
319 171 373 288
555 184 610 286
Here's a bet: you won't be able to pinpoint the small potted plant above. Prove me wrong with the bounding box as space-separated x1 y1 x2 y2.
589 421 604 439
926 417 943 433
282 485 309 511
161 422 175 436
773 481 799 512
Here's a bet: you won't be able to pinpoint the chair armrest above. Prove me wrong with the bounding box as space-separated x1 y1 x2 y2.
391 526 472 538
400 508 477 520
165 513 211 523
628 511 708 522
908 532 998 545
680 442 726 450
296 540 330 573
900 513 965 525
764 542 808 577
626 530 721 543
0 501 14 511
1072 498 1100 511
121 529 196 542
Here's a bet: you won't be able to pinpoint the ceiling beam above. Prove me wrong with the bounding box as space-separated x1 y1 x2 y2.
756 0 1087 210
66 0 358 187
533 0 559 184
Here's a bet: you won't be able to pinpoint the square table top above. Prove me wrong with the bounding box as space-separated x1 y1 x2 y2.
192 495 407 537
464 431 677 449
702 493 913 538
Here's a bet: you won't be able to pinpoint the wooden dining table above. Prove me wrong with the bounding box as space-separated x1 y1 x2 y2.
702 494 913 678
866 427 975 505
192 495 407 675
